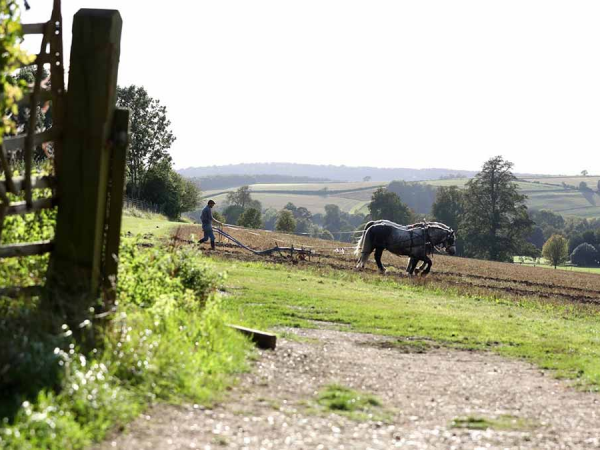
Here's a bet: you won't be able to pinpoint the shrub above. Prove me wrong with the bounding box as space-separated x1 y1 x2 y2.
571 243 599 267
118 240 219 309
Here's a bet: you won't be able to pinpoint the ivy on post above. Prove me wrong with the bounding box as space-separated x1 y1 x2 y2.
49 9 123 305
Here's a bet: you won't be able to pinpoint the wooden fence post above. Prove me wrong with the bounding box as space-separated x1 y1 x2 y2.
103 108 130 304
49 9 122 298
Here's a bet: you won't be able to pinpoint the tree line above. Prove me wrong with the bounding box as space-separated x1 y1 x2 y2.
116 85 199 219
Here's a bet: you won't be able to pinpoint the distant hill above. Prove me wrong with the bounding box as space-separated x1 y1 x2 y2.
178 163 476 183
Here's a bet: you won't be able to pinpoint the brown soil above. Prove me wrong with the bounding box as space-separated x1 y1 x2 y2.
174 225 600 307
95 328 600 449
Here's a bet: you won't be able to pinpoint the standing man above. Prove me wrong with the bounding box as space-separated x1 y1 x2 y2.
199 200 222 250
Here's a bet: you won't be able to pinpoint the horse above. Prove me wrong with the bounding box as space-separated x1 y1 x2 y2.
354 220 456 275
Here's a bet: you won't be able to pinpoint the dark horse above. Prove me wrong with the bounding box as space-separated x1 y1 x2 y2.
354 220 456 275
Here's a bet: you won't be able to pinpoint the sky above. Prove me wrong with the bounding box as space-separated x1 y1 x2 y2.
21 1 600 175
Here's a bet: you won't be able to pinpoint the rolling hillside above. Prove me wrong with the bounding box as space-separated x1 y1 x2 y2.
198 176 600 219
421 177 600 218
203 181 385 215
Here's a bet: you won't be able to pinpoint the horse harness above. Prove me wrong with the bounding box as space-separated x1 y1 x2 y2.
407 225 432 255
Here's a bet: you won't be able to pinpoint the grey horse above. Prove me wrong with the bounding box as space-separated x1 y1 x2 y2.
354 220 456 275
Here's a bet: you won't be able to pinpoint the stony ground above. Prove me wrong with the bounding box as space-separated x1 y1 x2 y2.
96 327 600 450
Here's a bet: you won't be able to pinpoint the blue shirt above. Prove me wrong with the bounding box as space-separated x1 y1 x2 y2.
200 205 213 228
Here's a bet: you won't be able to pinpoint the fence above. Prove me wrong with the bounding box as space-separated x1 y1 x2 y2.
0 2 129 308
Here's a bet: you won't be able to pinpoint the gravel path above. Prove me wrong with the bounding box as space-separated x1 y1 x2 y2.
96 328 600 449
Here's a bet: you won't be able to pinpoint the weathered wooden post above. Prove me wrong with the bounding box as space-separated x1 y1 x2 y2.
49 9 123 299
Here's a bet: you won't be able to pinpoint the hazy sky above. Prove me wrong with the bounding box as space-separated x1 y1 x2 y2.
22 1 600 174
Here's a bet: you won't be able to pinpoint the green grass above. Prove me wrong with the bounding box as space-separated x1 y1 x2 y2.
213 259 600 389
121 215 179 237
1 242 251 449
451 415 537 431
314 384 388 421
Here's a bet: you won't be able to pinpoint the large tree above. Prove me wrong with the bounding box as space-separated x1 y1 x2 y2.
117 85 175 196
368 188 412 224
461 156 534 261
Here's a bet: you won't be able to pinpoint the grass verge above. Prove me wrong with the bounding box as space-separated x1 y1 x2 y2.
1 242 251 449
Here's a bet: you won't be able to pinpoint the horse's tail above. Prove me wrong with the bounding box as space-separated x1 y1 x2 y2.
354 221 376 256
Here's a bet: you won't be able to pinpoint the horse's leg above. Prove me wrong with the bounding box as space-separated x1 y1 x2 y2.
356 249 373 270
374 247 386 273
421 256 433 276
406 257 417 275
414 260 427 275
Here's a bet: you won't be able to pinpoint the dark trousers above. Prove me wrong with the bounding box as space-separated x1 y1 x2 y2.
199 226 215 249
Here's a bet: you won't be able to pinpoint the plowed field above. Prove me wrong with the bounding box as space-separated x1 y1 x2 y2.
173 225 600 306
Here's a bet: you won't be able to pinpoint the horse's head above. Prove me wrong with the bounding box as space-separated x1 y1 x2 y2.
444 229 457 255
428 224 456 255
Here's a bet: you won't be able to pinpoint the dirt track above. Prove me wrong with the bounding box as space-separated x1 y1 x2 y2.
96 328 600 449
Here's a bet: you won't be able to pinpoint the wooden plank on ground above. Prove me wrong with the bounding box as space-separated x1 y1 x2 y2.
227 324 277 350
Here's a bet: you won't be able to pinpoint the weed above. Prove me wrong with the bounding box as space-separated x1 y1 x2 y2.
451 415 537 431
314 384 389 421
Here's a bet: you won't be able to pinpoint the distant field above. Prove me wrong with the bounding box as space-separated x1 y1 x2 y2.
204 181 385 215
248 181 386 192
420 177 600 219
202 177 600 219
523 176 600 188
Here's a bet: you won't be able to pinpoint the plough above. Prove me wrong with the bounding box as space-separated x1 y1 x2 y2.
214 227 313 260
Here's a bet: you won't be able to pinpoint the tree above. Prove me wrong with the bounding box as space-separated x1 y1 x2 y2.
461 156 534 261
579 181 591 191
275 210 296 232
320 229 334 240
223 205 244 225
581 170 589 176
431 186 464 231
431 186 465 255
295 207 312 221
263 208 278 230
140 160 198 219
117 85 175 196
1 1 32 140
284 202 297 214
542 235 569 269
226 185 252 210
363 176 372 182
368 188 411 224
324 204 342 232
571 243 599 267
238 208 262 229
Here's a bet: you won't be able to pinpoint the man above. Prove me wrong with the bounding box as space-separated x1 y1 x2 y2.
199 200 222 250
